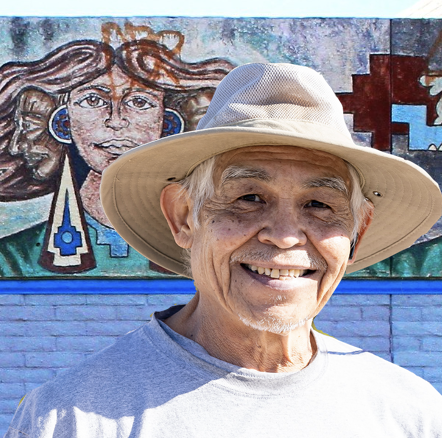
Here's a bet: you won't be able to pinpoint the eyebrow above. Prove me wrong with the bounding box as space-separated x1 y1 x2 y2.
122 87 163 96
302 177 349 197
221 165 272 186
75 85 112 94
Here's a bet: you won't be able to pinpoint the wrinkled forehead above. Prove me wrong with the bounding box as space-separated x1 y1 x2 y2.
213 145 352 189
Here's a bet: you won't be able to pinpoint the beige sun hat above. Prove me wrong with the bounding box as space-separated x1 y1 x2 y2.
101 62 442 277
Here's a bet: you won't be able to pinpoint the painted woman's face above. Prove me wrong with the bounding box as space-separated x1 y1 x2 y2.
67 65 165 173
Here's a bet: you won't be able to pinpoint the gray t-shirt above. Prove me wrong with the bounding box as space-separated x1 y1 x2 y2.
5 306 442 437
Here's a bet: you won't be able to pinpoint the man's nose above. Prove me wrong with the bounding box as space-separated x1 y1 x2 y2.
104 107 130 131
257 207 307 249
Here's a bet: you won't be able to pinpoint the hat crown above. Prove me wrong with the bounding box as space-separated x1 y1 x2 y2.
197 62 351 139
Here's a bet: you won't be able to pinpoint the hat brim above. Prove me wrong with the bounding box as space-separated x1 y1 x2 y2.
101 119 442 277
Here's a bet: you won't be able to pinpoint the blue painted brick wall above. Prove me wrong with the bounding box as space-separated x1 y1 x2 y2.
1 293 442 436
314 295 393 362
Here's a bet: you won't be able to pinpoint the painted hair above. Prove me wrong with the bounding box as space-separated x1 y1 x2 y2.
0 39 233 201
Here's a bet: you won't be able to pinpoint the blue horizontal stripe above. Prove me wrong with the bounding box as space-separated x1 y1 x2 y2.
0 279 442 294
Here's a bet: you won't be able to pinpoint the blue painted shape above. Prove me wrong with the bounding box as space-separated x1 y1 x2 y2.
86 213 129 257
336 280 442 294
53 191 82 256
391 104 442 150
51 106 72 142
0 279 195 294
162 109 183 137
1 280 442 294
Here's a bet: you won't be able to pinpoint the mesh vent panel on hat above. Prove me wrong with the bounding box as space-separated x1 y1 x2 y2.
197 63 351 140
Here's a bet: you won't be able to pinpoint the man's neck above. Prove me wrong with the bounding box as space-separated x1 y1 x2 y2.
163 294 317 373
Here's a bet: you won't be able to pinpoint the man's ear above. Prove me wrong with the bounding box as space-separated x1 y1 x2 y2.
347 200 374 265
160 184 194 249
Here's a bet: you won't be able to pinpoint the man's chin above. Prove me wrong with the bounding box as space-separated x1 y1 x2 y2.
237 309 312 335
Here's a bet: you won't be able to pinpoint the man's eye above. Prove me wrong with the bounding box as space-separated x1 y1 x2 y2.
239 194 262 202
306 200 329 208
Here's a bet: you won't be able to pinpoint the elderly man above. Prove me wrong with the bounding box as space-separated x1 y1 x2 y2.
6 63 442 437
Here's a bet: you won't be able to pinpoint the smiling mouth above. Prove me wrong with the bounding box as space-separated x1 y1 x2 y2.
94 140 139 155
241 264 315 280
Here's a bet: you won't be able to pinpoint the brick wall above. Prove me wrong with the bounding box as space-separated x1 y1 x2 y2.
314 294 442 390
1 293 442 435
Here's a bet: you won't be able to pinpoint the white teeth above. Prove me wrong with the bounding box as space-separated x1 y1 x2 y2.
270 269 280 278
247 264 307 279
291 269 302 278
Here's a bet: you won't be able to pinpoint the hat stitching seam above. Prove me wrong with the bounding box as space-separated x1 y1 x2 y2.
216 117 353 133
185 140 361 178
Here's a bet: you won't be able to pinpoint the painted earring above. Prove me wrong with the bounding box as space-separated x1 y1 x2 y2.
162 108 184 137
38 149 96 273
49 105 72 144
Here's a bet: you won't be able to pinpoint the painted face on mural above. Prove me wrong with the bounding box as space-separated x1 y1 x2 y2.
180 90 214 131
9 89 63 181
67 65 165 173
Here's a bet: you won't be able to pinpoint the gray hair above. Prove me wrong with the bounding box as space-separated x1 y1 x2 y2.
177 154 371 274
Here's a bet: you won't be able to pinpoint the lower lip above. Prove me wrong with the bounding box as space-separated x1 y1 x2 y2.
93 144 134 152
92 146 124 159
240 264 317 290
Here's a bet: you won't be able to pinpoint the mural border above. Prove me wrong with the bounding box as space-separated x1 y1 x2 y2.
1 279 442 294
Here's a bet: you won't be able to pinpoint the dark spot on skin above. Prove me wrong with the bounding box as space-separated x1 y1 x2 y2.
212 220 215 223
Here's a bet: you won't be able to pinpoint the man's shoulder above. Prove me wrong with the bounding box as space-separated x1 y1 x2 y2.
6 322 172 437
23 321 171 404
42 321 166 388
317 331 442 402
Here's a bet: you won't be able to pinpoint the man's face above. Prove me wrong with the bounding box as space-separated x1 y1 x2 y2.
189 145 355 334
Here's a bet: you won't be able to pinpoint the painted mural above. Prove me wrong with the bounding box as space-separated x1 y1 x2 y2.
0 17 441 279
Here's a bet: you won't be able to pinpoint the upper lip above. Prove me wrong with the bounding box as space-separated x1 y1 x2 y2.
241 262 315 271
95 139 139 148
